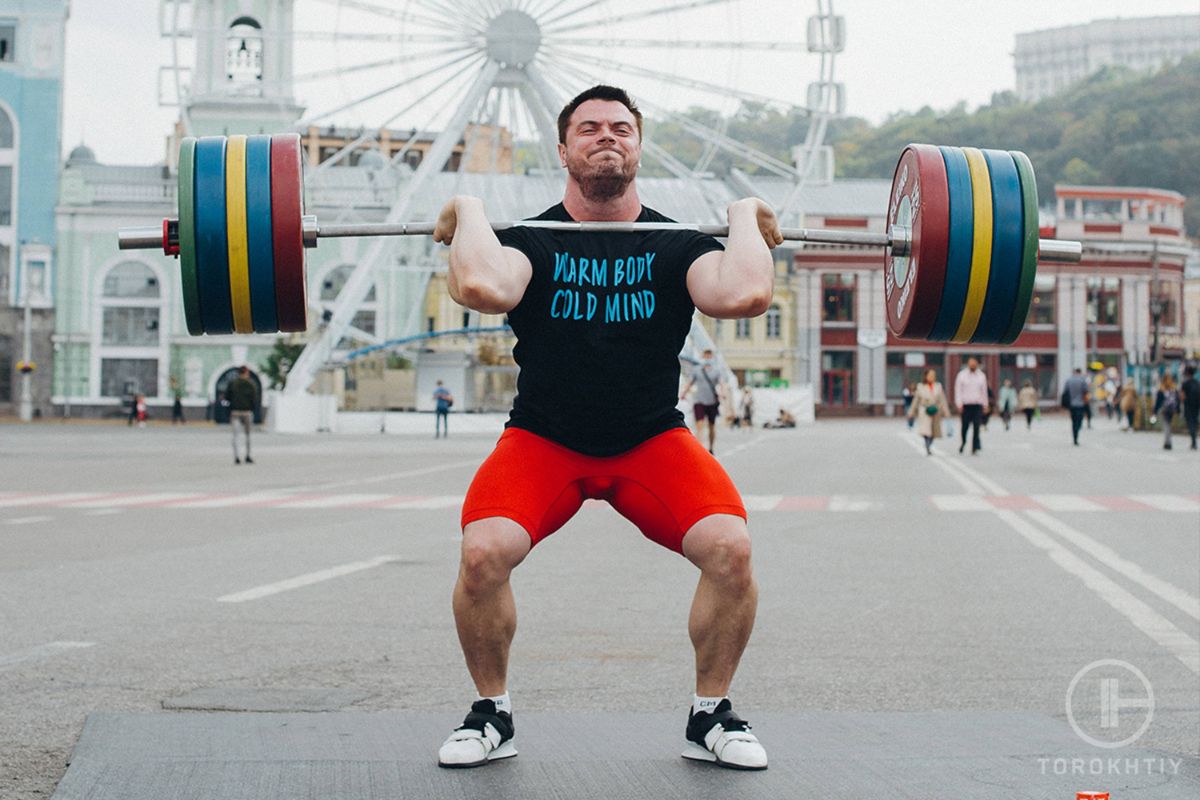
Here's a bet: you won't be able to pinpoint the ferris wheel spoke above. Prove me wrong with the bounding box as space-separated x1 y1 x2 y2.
542 46 797 111
550 36 808 51
547 0 730 34
410 0 488 29
293 30 457 44
312 0 459 31
294 45 474 83
298 50 483 126
540 0 608 28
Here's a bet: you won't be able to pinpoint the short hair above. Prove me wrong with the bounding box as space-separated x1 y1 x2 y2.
557 85 643 144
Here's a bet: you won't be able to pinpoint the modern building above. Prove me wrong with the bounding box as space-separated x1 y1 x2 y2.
1014 15 1200 102
0 0 68 417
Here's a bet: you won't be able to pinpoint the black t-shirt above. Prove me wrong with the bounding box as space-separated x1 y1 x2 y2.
496 203 724 456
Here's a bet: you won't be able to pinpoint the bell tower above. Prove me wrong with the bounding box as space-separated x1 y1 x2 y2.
183 0 304 136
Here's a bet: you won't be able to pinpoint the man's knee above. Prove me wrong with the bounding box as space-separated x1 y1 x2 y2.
458 520 530 596
684 518 754 591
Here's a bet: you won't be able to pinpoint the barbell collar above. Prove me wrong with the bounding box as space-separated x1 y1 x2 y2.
120 217 1082 264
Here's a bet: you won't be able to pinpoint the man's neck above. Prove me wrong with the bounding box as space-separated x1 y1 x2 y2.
562 181 642 221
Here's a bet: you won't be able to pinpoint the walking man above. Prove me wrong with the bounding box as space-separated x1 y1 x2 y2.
431 85 778 771
954 357 988 454
226 366 259 464
680 348 724 454
1063 368 1090 446
433 380 454 438
1181 366 1200 450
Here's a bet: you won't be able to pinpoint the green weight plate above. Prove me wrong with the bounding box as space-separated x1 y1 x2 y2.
177 138 203 335
1001 150 1040 344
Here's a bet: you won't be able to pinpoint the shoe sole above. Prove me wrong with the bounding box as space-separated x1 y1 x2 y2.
437 740 517 768
681 742 767 770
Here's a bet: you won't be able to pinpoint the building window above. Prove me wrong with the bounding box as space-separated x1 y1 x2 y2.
734 318 751 339
0 166 11 227
0 333 10 402
1153 280 1179 329
100 358 158 399
102 307 160 346
321 264 376 347
0 23 14 63
104 262 160 299
1087 278 1120 326
226 17 264 87
765 304 782 339
822 273 855 323
999 353 1057 400
0 107 12 148
821 350 855 407
886 351 945 399
1028 275 1055 325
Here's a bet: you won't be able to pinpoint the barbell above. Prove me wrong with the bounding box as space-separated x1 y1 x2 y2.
118 133 1082 342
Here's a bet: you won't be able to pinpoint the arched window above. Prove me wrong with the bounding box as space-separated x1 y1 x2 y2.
320 264 377 344
765 304 782 339
0 105 13 229
226 16 264 89
0 107 12 149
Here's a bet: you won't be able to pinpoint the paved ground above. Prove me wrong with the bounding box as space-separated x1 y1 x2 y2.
0 413 1197 798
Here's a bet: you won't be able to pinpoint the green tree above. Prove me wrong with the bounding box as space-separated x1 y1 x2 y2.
261 340 305 390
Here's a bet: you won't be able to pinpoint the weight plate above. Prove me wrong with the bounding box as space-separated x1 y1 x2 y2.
1001 150 1040 344
950 147 993 343
885 144 949 340
246 135 279 334
177 137 203 335
970 149 1024 344
927 147 973 341
225 135 254 333
194 136 234 335
271 133 307 333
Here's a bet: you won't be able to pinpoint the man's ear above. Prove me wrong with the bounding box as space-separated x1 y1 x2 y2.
558 142 567 168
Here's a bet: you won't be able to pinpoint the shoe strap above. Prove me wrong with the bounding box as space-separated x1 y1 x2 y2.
448 723 503 751
458 702 514 740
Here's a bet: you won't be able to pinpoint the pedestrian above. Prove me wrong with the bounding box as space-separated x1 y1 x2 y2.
226 366 259 464
954 357 988 454
902 382 914 428
1017 379 1038 429
1181 366 1200 450
430 85 775 770
1062 368 1090 446
172 393 185 425
738 385 754 429
982 384 995 430
1118 382 1137 431
135 394 147 428
679 348 724 455
908 368 950 455
433 380 453 438
1153 373 1181 450
997 378 1017 431
127 393 138 426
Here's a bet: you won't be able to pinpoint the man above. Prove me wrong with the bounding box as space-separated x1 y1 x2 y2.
1181 366 1200 451
1063 367 1090 446
679 348 723 453
954 357 989 454
433 380 453 438
225 366 259 464
431 85 780 771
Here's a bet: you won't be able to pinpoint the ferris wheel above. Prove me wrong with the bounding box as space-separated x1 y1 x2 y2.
159 0 845 395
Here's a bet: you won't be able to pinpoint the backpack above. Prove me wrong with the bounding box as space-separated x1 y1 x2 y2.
1162 389 1178 415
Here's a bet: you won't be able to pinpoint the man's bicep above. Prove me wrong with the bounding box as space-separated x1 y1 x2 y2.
495 246 533 311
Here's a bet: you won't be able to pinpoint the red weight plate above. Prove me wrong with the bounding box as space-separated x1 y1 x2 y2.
270 133 308 333
885 144 950 340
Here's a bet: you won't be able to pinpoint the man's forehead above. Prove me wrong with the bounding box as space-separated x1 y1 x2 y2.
568 99 637 128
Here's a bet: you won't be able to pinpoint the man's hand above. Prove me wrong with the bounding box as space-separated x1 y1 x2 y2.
433 196 466 245
729 197 783 249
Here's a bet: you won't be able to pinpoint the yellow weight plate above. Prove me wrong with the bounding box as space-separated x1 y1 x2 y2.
951 147 993 343
225 135 254 333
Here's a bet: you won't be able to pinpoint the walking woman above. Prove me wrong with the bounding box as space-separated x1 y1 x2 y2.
1017 379 1038 429
908 368 951 455
1154 373 1181 450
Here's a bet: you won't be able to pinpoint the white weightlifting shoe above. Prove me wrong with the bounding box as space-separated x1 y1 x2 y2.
437 699 517 768
681 698 768 770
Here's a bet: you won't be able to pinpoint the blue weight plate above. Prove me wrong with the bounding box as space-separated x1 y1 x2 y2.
927 146 973 341
245 135 279 333
194 137 233 335
971 149 1024 344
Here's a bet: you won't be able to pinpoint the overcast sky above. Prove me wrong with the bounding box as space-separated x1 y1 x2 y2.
62 0 1199 166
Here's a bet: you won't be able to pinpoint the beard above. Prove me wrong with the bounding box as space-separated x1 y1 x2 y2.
567 151 637 202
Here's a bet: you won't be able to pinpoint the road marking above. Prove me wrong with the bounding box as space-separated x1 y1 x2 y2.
996 510 1199 675
829 495 876 512
271 493 393 509
216 555 401 603
64 492 208 508
0 641 96 669
931 495 992 511
0 492 109 508
171 491 300 509
288 459 482 493
375 495 462 509
84 508 124 516
1026 510 1200 621
896 432 985 494
4 515 53 525
743 495 782 511
1031 494 1105 512
1130 494 1200 512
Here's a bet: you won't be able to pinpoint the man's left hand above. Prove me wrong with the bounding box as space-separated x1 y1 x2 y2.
729 198 783 249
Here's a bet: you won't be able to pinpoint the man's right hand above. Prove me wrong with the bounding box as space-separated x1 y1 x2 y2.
433 197 463 245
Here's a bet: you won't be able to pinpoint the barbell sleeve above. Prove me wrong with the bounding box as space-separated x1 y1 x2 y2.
119 217 1082 263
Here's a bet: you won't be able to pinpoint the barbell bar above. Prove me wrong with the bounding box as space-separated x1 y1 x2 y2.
117 134 1082 343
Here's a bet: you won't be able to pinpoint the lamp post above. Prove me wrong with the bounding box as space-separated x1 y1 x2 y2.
18 280 32 422
1149 240 1161 365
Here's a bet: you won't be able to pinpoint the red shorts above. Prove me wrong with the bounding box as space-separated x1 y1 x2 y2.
461 427 746 554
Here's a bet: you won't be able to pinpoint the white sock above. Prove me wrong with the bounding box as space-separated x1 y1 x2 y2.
480 692 511 715
693 694 725 715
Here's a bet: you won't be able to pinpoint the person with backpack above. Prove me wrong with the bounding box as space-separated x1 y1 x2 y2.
679 348 724 455
1154 373 1182 450
433 380 454 439
1181 366 1200 450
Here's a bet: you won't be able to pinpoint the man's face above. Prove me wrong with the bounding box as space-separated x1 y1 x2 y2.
968 358 979 371
559 99 641 202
